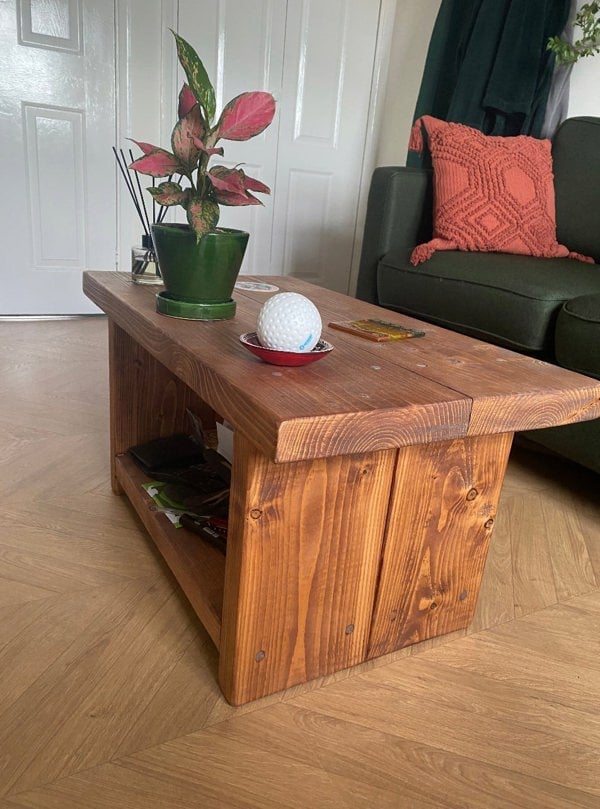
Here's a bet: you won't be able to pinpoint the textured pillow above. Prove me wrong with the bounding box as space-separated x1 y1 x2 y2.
408 116 594 266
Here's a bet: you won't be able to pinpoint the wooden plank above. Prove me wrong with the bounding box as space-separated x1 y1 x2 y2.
218 432 396 705
290 648 600 804
544 496 597 602
86 273 474 461
88 273 600 459
257 275 600 435
108 322 215 492
367 432 513 659
273 400 469 463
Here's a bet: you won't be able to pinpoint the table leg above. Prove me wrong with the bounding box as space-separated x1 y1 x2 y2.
218 432 397 705
367 432 513 658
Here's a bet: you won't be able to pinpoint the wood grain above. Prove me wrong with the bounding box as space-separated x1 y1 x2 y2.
84 272 600 462
84 271 600 704
241 275 600 436
219 432 396 704
368 433 513 658
108 321 215 492
86 274 473 463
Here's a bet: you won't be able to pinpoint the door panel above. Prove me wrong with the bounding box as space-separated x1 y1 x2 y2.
24 104 85 268
0 0 116 314
178 0 285 278
272 0 382 293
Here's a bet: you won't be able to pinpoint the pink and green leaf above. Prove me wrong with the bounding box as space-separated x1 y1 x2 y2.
172 31 216 124
213 92 276 142
187 196 220 239
129 149 181 177
178 83 197 119
242 172 270 194
209 166 264 206
171 104 204 171
147 182 190 207
128 138 161 155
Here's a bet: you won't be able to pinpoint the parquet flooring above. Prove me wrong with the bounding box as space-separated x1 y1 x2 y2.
1 316 599 808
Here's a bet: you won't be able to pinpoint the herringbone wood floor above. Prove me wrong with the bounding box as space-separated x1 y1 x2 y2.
1 316 599 809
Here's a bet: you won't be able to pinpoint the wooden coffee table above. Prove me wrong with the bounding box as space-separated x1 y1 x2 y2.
83 271 600 705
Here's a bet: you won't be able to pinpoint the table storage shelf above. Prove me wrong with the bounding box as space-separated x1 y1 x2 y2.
115 454 225 648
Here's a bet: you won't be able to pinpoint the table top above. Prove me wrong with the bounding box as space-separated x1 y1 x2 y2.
83 272 600 463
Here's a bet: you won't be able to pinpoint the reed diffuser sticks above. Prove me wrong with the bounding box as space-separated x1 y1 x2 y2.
113 147 169 236
113 147 172 277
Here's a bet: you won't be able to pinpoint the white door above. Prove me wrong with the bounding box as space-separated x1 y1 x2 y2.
177 0 286 280
0 0 116 315
121 0 386 294
272 0 382 293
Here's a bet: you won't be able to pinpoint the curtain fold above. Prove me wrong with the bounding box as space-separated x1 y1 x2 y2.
407 0 572 165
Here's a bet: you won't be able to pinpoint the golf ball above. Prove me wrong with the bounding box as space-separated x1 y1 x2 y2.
256 292 322 352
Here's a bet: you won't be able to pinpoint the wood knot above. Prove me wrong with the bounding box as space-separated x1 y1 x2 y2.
250 508 263 520
466 488 478 501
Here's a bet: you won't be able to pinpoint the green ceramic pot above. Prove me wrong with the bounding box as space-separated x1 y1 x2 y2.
151 223 249 319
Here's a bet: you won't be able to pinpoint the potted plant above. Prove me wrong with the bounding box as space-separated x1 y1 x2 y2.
129 31 276 319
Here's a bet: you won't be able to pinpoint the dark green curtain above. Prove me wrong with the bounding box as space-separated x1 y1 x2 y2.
407 0 572 166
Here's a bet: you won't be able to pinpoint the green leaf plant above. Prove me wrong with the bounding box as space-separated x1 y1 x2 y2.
129 31 276 240
547 2 600 65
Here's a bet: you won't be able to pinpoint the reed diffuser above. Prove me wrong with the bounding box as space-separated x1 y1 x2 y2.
113 146 169 285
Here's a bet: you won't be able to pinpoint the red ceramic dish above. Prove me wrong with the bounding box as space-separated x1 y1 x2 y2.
239 332 334 366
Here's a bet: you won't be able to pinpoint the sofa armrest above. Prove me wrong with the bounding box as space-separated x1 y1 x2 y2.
555 293 600 379
356 166 432 304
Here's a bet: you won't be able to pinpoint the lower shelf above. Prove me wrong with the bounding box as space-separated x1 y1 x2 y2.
115 453 226 648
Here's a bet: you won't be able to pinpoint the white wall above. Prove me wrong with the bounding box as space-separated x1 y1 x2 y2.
376 0 440 167
568 53 600 117
376 0 600 169
568 0 600 117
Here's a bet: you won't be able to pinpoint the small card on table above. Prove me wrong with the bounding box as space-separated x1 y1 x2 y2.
328 318 425 342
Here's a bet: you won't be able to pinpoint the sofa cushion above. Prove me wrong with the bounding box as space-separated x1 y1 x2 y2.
555 294 600 378
377 248 600 356
408 116 593 266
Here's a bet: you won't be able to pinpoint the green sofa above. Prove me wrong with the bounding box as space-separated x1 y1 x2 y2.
356 116 600 473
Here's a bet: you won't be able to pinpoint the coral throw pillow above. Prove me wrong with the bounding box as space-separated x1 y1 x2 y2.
408 116 593 266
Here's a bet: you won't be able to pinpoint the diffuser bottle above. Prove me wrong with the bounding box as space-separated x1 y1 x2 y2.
131 234 162 285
